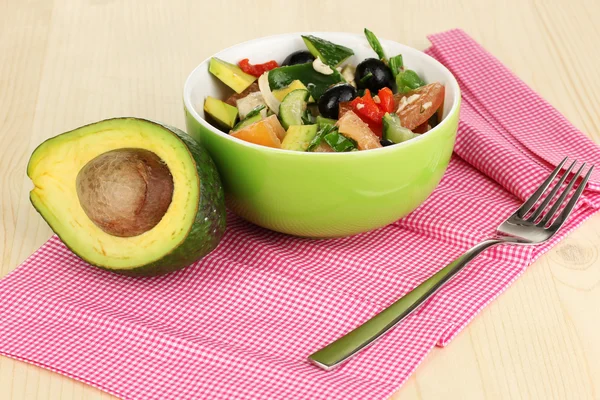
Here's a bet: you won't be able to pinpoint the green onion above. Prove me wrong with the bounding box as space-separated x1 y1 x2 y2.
364 28 387 61
243 105 265 119
359 72 373 85
389 54 404 78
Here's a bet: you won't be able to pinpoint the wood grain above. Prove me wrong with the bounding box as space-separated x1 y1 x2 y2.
1 0 599 398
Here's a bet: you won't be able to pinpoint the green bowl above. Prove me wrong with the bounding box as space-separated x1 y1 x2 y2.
184 32 460 238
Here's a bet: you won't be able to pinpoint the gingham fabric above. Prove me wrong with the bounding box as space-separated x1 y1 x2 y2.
1 30 600 400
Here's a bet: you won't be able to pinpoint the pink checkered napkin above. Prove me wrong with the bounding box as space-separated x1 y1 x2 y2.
1 30 600 400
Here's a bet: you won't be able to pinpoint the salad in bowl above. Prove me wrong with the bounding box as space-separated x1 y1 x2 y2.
203 29 445 152
183 31 459 237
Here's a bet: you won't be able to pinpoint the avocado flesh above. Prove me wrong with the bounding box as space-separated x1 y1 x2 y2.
28 118 226 275
209 57 256 94
281 125 318 151
204 96 238 129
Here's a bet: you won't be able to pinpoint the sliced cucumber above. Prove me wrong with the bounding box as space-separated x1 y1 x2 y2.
268 63 344 101
231 105 266 132
279 89 309 129
281 125 319 152
231 114 261 132
302 35 354 67
382 113 416 144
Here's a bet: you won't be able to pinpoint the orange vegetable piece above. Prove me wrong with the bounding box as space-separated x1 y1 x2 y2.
337 110 382 151
230 115 285 148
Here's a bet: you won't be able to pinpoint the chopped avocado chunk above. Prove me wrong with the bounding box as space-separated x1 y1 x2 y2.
279 89 309 129
302 35 354 67
396 69 426 93
268 63 344 101
281 124 319 151
272 80 315 102
364 28 386 61
204 96 239 129
316 116 337 129
209 57 256 94
27 118 226 276
382 113 416 143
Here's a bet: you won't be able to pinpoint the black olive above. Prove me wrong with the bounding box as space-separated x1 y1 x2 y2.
317 84 357 119
355 58 396 93
282 51 315 66
380 139 395 147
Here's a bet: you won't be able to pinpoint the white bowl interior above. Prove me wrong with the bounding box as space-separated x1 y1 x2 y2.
184 32 460 146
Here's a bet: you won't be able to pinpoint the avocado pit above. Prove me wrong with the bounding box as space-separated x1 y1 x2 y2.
76 148 174 237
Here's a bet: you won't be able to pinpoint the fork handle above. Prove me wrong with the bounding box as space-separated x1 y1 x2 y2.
308 238 503 370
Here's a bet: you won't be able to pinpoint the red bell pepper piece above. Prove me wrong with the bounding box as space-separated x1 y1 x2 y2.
351 89 385 125
377 87 395 113
238 58 279 78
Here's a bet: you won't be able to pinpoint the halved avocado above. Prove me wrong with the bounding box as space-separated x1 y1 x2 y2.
27 118 226 277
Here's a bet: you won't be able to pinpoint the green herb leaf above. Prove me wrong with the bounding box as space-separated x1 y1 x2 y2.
307 124 335 152
301 109 315 125
323 130 357 152
364 28 386 61
396 70 426 93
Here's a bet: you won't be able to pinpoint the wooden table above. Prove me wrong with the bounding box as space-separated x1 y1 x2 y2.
2 0 599 398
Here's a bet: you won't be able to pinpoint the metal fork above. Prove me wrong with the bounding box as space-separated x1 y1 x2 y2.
309 157 594 370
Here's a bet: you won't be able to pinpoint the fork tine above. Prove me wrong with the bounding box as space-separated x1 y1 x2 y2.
517 157 568 217
528 159 577 222
538 162 586 226
546 165 594 229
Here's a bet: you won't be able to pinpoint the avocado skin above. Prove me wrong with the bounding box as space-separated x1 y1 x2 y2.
31 118 226 277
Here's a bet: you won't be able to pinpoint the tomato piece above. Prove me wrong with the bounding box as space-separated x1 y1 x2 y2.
338 101 353 118
337 111 382 150
395 83 445 130
377 87 395 113
367 121 382 138
413 121 429 134
238 58 279 78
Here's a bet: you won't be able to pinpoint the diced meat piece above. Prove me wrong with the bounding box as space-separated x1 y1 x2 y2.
225 82 260 106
